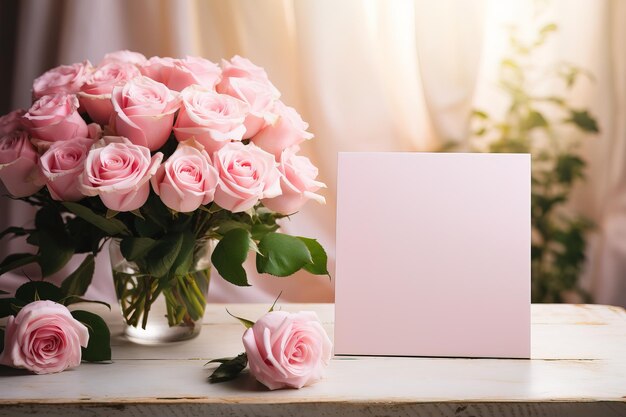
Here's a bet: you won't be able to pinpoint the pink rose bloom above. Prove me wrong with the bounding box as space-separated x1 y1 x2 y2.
32 61 92 99
0 109 26 136
251 101 313 157
140 56 221 92
242 311 332 390
262 149 326 214
220 77 278 139
78 61 141 125
111 76 181 151
100 50 147 66
174 85 249 153
80 136 163 211
39 137 94 201
213 142 281 212
151 141 219 212
218 55 280 99
0 130 42 197
0 300 89 375
22 94 88 143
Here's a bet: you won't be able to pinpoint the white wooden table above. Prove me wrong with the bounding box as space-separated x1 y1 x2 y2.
0 303 625 416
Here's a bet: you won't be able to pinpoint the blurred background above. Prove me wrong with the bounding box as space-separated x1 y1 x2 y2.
1 0 625 306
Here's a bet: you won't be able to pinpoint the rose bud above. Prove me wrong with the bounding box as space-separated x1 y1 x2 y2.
0 300 89 375
213 141 281 212
243 311 332 390
174 85 249 154
22 94 88 143
151 141 219 212
79 136 162 211
0 130 43 197
111 76 181 151
262 148 326 214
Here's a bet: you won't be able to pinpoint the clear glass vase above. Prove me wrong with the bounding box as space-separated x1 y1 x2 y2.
109 238 213 345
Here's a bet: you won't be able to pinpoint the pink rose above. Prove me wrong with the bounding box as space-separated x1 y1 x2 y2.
23 94 88 143
174 85 249 153
140 56 221 92
251 101 313 157
78 61 141 125
262 149 326 214
100 50 147 66
0 109 26 136
242 311 332 390
0 130 42 197
39 137 94 201
213 142 281 212
32 61 92 99
0 300 89 375
151 141 219 212
80 136 163 211
218 55 280 99
220 77 278 139
111 76 180 151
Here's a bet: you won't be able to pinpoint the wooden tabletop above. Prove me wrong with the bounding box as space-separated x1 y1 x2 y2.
0 303 625 417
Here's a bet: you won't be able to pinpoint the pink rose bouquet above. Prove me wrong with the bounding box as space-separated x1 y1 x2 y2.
0 51 328 351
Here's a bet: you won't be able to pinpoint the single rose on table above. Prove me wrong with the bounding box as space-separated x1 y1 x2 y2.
208 308 332 390
0 300 89 375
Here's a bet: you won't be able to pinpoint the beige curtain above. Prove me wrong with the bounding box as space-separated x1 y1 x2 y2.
2 0 625 306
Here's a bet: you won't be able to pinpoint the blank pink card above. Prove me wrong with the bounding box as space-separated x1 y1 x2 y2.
335 152 530 358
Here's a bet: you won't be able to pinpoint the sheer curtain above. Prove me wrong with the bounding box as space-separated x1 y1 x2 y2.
2 0 625 306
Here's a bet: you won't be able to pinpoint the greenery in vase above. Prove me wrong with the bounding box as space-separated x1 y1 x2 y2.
0 51 329 353
468 22 599 302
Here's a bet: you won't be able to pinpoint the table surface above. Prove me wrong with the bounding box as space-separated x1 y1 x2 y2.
0 303 625 417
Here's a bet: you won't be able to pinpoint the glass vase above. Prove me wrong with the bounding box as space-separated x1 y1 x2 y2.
109 238 213 345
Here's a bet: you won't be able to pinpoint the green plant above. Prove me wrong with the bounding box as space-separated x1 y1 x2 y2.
469 22 599 303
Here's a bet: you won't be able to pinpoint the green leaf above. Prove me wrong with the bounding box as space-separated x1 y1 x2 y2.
296 237 330 276
145 233 184 277
539 23 558 35
35 207 74 277
172 231 196 276
60 255 95 297
0 253 38 275
216 220 251 236
555 154 586 184
472 109 489 119
0 298 26 318
212 229 250 286
250 222 280 241
522 110 548 130
63 202 130 236
71 310 111 362
105 209 119 219
120 237 157 262
226 308 255 329
268 291 282 312
567 110 599 133
256 233 312 277
15 281 63 303
66 217 106 254
61 296 110 310
208 353 248 383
